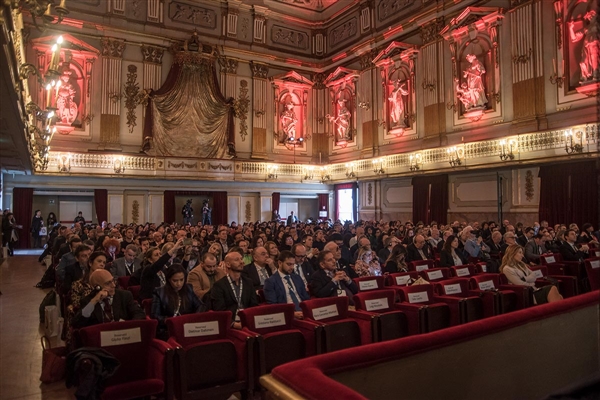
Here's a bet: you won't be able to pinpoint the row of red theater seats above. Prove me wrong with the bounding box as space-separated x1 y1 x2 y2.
73 256 599 400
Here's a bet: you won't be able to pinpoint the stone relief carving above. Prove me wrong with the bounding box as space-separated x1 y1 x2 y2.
326 97 352 141
219 57 238 74
236 80 250 141
313 73 326 90
141 45 164 64
241 17 250 39
56 67 81 126
420 17 444 44
388 79 409 127
101 38 125 58
329 18 358 48
250 62 268 79
272 26 309 49
170 1 216 28
124 65 140 133
378 0 413 22
280 96 298 140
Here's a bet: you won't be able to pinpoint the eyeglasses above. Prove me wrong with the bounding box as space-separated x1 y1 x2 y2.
103 278 118 287
295 254 307 259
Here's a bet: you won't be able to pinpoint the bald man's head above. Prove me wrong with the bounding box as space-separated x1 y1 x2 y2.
90 269 116 296
225 251 244 272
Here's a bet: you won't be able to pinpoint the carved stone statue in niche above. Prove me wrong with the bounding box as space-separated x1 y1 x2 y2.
456 54 488 110
388 79 409 127
326 98 351 141
56 68 80 125
280 97 298 142
569 9 600 83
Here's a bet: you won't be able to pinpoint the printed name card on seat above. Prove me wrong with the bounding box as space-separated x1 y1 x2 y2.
468 274 520 316
238 304 308 381
419 267 451 282
385 272 419 288
408 259 435 272
353 276 385 292
432 278 485 325
584 258 600 291
165 311 255 400
393 284 451 335
300 297 373 353
353 289 408 342
78 319 173 400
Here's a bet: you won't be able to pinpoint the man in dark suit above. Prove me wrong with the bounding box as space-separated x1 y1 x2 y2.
211 251 259 329
324 241 358 279
405 235 433 263
286 211 298 226
62 245 92 294
524 234 548 265
72 269 145 328
110 244 142 277
485 231 504 258
559 229 590 262
517 227 535 247
242 246 273 291
291 243 314 288
264 251 310 318
309 250 358 304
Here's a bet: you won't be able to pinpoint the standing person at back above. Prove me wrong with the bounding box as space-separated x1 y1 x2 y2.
74 211 86 225
31 210 44 249
287 211 298 226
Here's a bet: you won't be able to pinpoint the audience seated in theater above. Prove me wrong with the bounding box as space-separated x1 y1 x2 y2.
151 264 206 340
559 229 590 262
351 236 372 263
406 234 433 263
517 227 535 247
56 236 82 283
378 235 401 263
265 240 280 264
461 226 491 259
313 229 326 251
437 229 453 253
211 251 259 329
384 243 408 274
263 250 310 319
139 239 184 300
242 246 274 291
502 231 517 252
323 241 358 279
578 223 599 245
309 250 358 304
486 231 504 258
62 244 93 294
110 244 141 278
72 269 145 329
188 252 226 301
136 237 150 262
291 243 314 288
440 235 469 267
52 226 70 258
65 251 108 347
500 244 562 304
354 247 382 277
524 233 549 265
427 228 443 250
102 237 120 263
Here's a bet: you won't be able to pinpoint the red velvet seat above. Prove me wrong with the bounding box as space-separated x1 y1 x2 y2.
353 276 385 292
432 278 484 325
166 311 255 400
353 289 409 342
408 259 435 272
239 304 309 381
300 297 373 353
117 276 131 289
584 258 600 291
78 319 173 400
468 274 520 316
419 267 451 282
394 284 451 335
529 265 578 298
475 262 489 273
450 264 478 278
385 271 419 287
142 298 152 316
127 285 141 302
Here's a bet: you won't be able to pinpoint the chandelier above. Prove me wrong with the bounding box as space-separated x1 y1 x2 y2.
10 0 70 30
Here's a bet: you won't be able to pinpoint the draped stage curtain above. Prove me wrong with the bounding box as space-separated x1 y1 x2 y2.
13 188 33 249
318 194 329 220
143 51 235 158
94 189 108 224
539 161 598 227
272 192 281 215
411 175 448 225
164 190 228 225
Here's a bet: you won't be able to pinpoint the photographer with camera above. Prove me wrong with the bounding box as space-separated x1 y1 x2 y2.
182 199 194 225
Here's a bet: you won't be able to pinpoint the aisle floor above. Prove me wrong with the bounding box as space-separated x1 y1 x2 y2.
0 251 74 400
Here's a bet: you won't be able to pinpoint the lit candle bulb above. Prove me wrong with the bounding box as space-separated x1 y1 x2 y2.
45 83 53 108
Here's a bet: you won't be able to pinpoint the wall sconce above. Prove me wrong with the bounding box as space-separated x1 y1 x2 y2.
57 153 70 172
11 0 70 30
284 136 304 150
113 156 126 173
358 101 370 110
303 166 315 181
564 130 583 154
345 162 356 178
372 158 385 174
319 166 331 183
499 139 516 161
267 164 278 179
409 153 422 171
447 146 463 167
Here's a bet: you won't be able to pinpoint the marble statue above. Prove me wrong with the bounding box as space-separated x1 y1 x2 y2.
388 80 409 126
280 99 298 141
569 9 600 82
326 98 351 140
56 70 79 125
456 54 488 110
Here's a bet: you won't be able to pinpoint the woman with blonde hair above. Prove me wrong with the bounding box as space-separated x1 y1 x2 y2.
355 247 382 277
500 244 562 304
